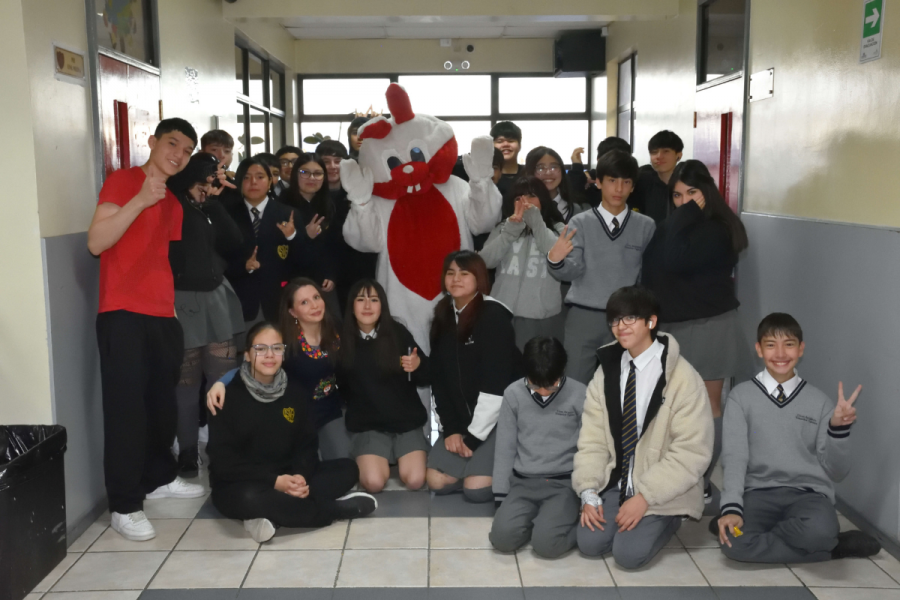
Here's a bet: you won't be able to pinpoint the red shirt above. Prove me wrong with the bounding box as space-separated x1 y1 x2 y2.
97 166 183 317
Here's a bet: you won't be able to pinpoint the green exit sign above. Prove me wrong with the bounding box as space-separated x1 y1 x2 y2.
861 0 885 63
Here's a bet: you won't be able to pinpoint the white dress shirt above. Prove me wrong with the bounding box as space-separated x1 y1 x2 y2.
756 369 802 397
360 328 377 340
620 339 665 439
244 197 297 240
596 203 630 231
552 191 569 221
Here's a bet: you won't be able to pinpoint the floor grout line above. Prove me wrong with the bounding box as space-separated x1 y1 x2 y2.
142 504 198 593
332 517 354 589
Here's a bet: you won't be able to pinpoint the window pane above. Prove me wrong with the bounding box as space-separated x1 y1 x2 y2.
233 102 248 163
617 110 632 145
235 46 245 95
516 120 589 165
248 53 265 106
443 121 493 156
303 78 392 116
270 116 284 153
397 75 491 116
270 70 284 111
499 77 586 114
700 0 746 83
590 119 608 167
300 122 347 154
591 75 607 117
618 57 632 109
250 108 267 156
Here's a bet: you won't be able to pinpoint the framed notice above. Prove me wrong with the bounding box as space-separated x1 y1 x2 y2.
53 43 86 85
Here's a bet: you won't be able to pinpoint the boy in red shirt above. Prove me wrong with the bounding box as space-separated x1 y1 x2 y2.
88 118 206 541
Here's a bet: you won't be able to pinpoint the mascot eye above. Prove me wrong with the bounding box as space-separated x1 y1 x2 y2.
387 156 403 171
410 147 426 163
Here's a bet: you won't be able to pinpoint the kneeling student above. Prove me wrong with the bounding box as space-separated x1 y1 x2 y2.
714 313 880 562
574 286 713 568
490 337 587 558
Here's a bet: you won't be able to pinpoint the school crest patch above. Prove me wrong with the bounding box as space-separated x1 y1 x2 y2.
277 245 289 259
283 407 295 423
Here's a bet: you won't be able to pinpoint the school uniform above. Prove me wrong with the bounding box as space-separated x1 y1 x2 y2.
628 166 671 225
548 205 656 385
573 334 713 568
490 377 587 558
428 296 524 484
329 187 378 309
719 371 851 563
567 163 601 208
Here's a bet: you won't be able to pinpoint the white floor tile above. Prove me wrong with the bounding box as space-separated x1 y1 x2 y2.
337 549 428 587
689 548 802 586
345 517 428 549
517 548 613 587
243 550 341 588
873 551 900 584
67 522 109 553
261 521 349 550
430 517 493 549
52 552 168 592
429 549 521 587
31 553 80 593
790 557 900 588
812 589 900 600
42 592 141 600
175 519 260 550
89 519 190 552
607 548 708 587
676 517 718 548
148 550 256 589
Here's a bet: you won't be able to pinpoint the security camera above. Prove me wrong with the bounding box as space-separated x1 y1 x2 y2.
466 44 475 53
443 61 453 70
461 61 470 70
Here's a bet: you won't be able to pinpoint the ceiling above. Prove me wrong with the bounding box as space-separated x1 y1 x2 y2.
280 16 611 40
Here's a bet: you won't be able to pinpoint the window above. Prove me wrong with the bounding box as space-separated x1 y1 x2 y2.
616 54 636 145
303 78 392 115
499 77 586 114
590 75 608 166
397 75 491 116
698 0 747 85
234 44 286 161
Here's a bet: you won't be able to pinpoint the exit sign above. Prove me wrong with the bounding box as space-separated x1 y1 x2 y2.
860 0 885 63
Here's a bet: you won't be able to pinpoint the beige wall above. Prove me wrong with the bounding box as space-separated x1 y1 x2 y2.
0 0 54 424
743 0 900 227
605 0 697 164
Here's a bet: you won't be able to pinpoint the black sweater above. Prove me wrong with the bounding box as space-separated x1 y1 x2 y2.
206 376 318 489
279 193 338 285
330 187 378 307
169 196 243 291
629 166 671 225
338 320 429 434
430 297 524 450
641 200 740 323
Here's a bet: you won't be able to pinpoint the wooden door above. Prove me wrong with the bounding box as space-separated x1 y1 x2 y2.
98 54 160 179
694 76 743 212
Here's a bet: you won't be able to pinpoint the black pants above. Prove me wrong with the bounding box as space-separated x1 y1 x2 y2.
97 310 184 514
211 459 358 529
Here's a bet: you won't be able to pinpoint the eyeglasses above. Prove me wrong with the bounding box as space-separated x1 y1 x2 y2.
608 315 640 328
298 170 325 180
526 380 561 394
535 165 561 175
251 343 287 356
279 159 296 167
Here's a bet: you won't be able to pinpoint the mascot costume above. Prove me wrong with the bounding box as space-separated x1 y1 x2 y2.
340 83 502 353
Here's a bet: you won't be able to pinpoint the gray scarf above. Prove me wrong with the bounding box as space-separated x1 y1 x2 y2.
239 361 288 403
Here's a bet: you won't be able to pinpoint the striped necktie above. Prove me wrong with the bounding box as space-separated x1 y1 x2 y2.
611 216 620 235
620 360 638 506
251 207 261 238
775 384 786 404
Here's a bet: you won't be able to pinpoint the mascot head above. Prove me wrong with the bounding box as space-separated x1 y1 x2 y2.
356 83 458 200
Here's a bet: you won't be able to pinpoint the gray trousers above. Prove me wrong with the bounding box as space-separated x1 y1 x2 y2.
318 415 352 461
721 487 839 564
490 477 580 558
577 488 681 569
564 306 614 385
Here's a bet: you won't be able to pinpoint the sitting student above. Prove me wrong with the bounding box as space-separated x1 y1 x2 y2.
255 153 283 201
524 147 584 223
491 121 525 200
480 177 565 350
274 146 302 197
714 313 881 562
339 279 430 493
201 129 236 178
490 337 587 558
427 251 524 502
568 137 631 208
548 150 656 385
206 322 376 543
630 130 684 224
575 286 713 568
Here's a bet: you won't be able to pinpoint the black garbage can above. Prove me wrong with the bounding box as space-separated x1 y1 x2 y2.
0 425 67 600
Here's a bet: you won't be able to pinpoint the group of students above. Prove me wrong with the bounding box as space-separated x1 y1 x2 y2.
87 115 880 569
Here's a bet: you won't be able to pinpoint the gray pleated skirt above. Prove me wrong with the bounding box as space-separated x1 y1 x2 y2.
175 280 246 349
661 309 748 381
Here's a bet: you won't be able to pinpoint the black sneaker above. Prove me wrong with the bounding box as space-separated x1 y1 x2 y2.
708 516 720 536
334 492 378 520
177 447 199 478
831 530 881 559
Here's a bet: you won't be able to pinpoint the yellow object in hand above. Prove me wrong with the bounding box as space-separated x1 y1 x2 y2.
733 526 743 537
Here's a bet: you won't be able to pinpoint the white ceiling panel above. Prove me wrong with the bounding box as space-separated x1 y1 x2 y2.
384 26 505 39
287 27 386 39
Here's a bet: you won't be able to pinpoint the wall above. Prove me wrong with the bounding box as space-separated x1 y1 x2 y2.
604 0 698 164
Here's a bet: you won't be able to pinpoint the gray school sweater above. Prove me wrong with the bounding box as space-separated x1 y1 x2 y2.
492 376 587 502
720 376 853 518
547 207 656 310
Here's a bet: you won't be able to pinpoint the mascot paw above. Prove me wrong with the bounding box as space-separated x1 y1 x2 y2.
341 158 374 204
463 135 496 182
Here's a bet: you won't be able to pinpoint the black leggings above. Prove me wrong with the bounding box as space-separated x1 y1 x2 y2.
211 459 358 528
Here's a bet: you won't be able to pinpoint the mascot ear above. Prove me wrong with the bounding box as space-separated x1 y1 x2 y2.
359 117 393 141
385 83 415 124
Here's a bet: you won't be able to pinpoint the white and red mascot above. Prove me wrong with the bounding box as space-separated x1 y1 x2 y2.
340 83 501 353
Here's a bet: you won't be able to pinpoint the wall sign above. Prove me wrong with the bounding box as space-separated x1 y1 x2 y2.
749 68 774 102
860 0 885 63
53 44 86 84
185 67 200 104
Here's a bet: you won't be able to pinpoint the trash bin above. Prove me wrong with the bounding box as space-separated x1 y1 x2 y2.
0 425 67 600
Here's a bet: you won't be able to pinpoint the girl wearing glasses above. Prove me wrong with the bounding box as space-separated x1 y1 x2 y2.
479 177 567 350
524 146 585 224
206 321 376 543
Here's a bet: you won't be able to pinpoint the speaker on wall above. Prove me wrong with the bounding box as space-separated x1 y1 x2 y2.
554 30 606 77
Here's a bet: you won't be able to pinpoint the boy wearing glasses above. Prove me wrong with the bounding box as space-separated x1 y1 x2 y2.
490 336 587 558
274 146 302 197
574 286 712 568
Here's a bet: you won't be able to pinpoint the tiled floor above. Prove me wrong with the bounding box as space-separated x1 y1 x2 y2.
29 464 900 600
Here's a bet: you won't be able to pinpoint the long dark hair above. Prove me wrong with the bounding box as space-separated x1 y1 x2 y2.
430 250 491 344
340 279 403 374
286 152 334 227
278 277 340 361
668 160 749 254
524 146 575 220
502 176 565 230
234 156 273 199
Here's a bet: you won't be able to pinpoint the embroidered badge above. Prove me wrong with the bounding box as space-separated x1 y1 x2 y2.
283 407 295 423
313 375 337 401
277 245 289 259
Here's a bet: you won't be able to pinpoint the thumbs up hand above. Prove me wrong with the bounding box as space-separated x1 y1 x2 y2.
401 347 421 373
245 246 260 272
139 164 168 208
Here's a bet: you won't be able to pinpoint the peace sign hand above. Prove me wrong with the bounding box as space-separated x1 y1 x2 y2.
508 197 527 223
548 224 577 263
215 162 237 190
276 211 296 238
306 214 325 239
831 381 861 428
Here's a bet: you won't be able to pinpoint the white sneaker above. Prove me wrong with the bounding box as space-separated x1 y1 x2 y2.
198 425 209 444
244 518 276 543
110 510 156 541
146 477 206 499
